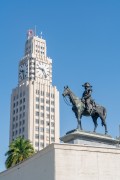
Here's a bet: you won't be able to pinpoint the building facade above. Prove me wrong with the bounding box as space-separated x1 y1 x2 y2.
9 30 59 151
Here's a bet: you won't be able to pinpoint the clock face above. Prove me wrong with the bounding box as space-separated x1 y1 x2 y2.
36 62 49 79
19 62 28 81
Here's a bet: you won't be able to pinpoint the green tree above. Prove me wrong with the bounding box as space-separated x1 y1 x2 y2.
5 137 35 168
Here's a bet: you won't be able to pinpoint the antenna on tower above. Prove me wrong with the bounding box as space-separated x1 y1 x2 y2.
40 31 43 39
35 25 37 36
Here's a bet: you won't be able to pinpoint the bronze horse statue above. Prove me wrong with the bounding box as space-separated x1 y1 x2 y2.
62 86 108 134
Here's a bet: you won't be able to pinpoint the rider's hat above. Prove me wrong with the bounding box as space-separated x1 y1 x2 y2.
82 82 92 88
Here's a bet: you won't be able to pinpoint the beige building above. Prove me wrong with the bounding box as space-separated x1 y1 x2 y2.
1 143 120 180
9 30 59 151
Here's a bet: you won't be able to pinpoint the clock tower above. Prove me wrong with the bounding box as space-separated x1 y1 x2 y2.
10 30 60 151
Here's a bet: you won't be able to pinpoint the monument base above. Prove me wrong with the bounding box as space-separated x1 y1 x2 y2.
60 129 120 148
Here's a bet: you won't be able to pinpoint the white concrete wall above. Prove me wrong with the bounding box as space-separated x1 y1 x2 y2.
55 143 120 180
1 143 120 180
0 144 55 180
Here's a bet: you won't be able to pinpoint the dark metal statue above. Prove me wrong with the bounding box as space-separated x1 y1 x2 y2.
62 84 108 134
81 82 95 115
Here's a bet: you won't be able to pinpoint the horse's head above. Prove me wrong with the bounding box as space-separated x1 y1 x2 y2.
62 86 70 97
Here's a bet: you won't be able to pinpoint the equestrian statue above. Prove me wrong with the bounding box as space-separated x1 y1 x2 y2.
62 83 108 134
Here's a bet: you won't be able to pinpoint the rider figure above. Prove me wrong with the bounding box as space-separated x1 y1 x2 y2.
81 82 93 113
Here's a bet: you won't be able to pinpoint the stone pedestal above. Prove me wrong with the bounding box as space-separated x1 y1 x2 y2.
60 129 120 148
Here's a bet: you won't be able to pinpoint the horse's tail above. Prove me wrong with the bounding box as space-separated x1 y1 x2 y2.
101 107 107 126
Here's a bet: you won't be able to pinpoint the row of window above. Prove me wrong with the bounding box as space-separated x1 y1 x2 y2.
35 109 54 117
36 91 54 98
35 135 54 140
13 98 25 107
13 91 25 100
35 106 54 112
35 137 55 147
36 50 44 54
12 120 25 129
13 105 25 114
35 127 54 133
12 127 25 136
35 120 54 127
35 45 45 49
13 112 25 121
36 99 54 105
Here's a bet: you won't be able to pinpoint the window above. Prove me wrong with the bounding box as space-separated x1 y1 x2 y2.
35 142 39 147
40 135 44 140
22 120 25 125
16 108 18 113
41 98 44 103
36 90 40 95
51 129 54 134
13 103 15 108
19 121 22 126
23 112 25 117
20 99 22 104
23 105 25 110
41 91 44 96
46 92 50 97
16 123 18 128
36 119 39 124
46 107 50 111
36 97 39 102
16 101 18 106
36 104 39 109
35 126 39 131
20 92 22 97
51 115 54 120
13 96 15 101
40 127 44 132
12 131 14 136
40 113 44 117
46 128 49 133
23 91 25 96
46 100 50 104
19 114 22 119
41 106 44 110
46 114 50 118
16 116 18 121
15 130 18 135
51 137 55 142
51 122 54 127
13 110 15 115
51 94 54 98
51 108 54 112
40 120 44 125
40 142 44 148
46 121 49 126
20 107 22 111
36 112 39 116
19 128 21 134
13 117 15 122
22 127 25 132
35 134 39 139
23 98 25 103
12 124 15 129
51 101 54 105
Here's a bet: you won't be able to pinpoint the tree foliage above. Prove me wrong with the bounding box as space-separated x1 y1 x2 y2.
5 137 35 168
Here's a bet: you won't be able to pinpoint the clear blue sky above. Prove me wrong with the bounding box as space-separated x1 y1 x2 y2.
1 0 120 171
